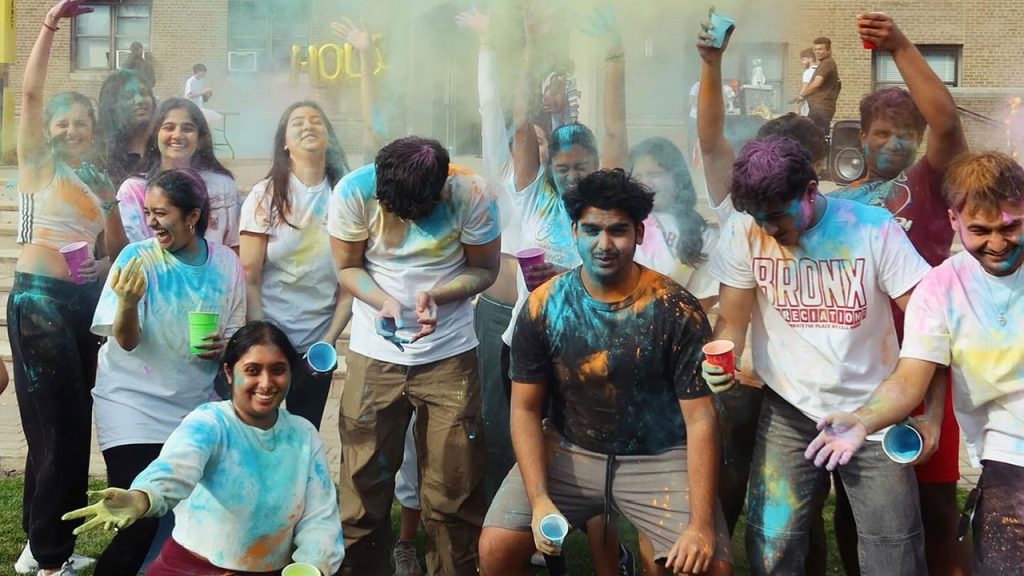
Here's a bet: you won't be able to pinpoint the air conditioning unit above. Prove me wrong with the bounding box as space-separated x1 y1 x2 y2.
114 50 131 69
228 51 259 72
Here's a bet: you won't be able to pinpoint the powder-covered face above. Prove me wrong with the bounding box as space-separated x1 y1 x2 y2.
550 145 597 197
284 106 328 156
48 101 94 163
861 117 921 180
158 108 199 169
573 206 643 286
228 343 291 430
632 154 675 210
951 201 1024 276
750 187 817 247
144 185 200 252
118 77 154 128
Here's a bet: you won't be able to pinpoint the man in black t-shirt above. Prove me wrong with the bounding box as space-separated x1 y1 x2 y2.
478 169 733 575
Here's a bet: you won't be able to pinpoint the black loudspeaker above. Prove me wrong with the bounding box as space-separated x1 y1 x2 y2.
828 120 866 185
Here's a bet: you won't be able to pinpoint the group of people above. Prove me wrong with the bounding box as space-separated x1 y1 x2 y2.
7 2 1024 576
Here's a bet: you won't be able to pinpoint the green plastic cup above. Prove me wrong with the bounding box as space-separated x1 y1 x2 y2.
282 563 321 576
188 312 220 355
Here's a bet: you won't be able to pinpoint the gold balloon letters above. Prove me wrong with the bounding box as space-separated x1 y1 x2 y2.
290 34 385 87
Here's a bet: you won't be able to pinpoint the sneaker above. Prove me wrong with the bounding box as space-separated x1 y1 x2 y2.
36 561 77 576
15 544 94 575
392 539 422 576
618 543 636 576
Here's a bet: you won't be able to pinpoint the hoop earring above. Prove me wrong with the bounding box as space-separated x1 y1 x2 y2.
188 223 195 233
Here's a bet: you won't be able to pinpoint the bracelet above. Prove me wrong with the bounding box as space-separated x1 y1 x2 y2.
852 413 870 432
42 20 59 32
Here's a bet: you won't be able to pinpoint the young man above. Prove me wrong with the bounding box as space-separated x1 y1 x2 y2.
328 136 500 576
806 151 1024 574
830 13 970 575
183 63 212 106
478 169 733 576
706 137 930 575
796 48 816 116
797 36 840 134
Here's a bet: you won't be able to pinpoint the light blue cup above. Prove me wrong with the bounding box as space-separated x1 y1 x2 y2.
539 513 570 550
708 12 735 48
305 342 338 374
882 422 923 464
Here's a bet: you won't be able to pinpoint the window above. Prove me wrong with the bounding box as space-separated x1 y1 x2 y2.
228 0 311 72
72 1 151 71
874 45 960 89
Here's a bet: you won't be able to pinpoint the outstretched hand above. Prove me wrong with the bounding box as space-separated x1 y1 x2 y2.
61 488 148 535
696 13 733 61
455 8 491 36
581 5 623 55
111 256 147 307
331 18 372 52
49 0 93 22
804 413 868 471
76 162 115 203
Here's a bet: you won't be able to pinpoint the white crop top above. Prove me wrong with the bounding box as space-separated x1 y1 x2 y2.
17 162 105 253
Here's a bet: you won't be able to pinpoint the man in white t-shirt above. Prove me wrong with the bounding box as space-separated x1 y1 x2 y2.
705 136 930 574
806 151 1024 574
796 48 817 116
183 63 211 107
328 136 501 576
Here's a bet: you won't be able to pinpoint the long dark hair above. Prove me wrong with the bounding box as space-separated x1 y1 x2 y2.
629 137 709 266
141 98 232 180
222 320 300 394
543 122 599 193
97 70 154 185
264 101 349 228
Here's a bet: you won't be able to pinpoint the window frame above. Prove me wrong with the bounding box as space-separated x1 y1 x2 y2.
70 0 152 72
872 44 961 90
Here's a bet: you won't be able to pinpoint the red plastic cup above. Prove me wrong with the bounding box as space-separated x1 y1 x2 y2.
515 247 547 292
702 340 736 375
862 39 876 49
60 241 90 284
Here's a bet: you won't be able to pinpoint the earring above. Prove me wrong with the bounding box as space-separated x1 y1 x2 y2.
189 223 195 233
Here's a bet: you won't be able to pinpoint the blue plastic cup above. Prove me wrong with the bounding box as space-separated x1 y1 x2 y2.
708 12 735 48
882 422 923 464
305 342 338 374
539 513 569 550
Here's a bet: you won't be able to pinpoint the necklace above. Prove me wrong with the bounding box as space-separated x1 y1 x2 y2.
984 265 1023 326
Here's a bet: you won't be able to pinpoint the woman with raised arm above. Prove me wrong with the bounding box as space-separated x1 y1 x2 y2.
9 2 126 574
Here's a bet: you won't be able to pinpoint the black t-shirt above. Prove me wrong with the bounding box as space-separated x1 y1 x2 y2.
511 266 712 455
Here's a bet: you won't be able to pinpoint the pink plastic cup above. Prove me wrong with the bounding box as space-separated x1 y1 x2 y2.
60 241 90 284
515 247 547 292
702 340 736 376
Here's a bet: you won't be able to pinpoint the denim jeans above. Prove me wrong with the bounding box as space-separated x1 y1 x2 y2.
745 390 925 575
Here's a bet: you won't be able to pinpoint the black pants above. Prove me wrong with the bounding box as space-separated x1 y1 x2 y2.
285 362 334 431
9 272 102 570
808 109 833 137
974 460 1024 573
474 294 516 505
94 444 163 576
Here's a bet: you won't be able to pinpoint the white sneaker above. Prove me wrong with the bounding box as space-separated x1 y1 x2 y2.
36 561 77 576
14 544 94 575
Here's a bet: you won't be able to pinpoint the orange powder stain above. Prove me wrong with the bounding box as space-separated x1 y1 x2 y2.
244 529 290 570
578 351 610 381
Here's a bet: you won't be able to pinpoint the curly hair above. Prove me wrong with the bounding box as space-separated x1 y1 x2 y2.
263 101 350 228
563 168 654 226
629 138 709 266
859 87 927 137
146 168 211 237
222 320 300 396
97 70 155 186
141 98 232 180
944 151 1024 213
757 113 827 165
374 136 450 221
730 137 817 216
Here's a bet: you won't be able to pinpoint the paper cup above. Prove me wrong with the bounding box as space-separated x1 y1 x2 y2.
516 247 547 292
882 422 923 464
188 312 220 355
60 241 90 284
539 513 570 550
305 341 338 374
702 340 736 376
282 563 321 576
708 12 735 49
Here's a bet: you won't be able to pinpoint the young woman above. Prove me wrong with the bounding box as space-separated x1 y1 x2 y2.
9 2 124 574
113 98 241 258
239 101 352 429
97 68 156 188
629 137 719 311
89 168 246 574
64 321 345 576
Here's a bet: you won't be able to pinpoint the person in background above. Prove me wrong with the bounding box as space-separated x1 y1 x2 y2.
10 1 123 574
63 321 345 576
122 42 155 90
96 69 155 188
240 100 352 430
796 48 816 116
183 64 211 107
114 98 241 259
797 36 841 135
88 169 246 574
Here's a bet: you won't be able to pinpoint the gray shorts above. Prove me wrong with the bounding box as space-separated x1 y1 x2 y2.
484 425 733 563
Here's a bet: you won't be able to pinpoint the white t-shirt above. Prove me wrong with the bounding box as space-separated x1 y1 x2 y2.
240 175 337 352
901 251 1024 467
634 213 719 300
91 238 247 450
118 171 242 248
709 198 930 436
327 163 500 366
479 49 521 254
184 75 205 107
501 170 581 345
800 65 817 116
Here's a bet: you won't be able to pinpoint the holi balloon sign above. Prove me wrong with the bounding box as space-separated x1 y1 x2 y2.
290 34 386 88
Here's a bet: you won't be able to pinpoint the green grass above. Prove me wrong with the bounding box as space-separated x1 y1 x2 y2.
1 474 956 575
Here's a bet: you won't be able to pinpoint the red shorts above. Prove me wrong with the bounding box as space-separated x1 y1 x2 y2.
912 372 960 484
146 537 281 576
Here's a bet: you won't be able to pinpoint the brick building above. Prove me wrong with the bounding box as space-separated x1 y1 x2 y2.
3 0 1023 160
